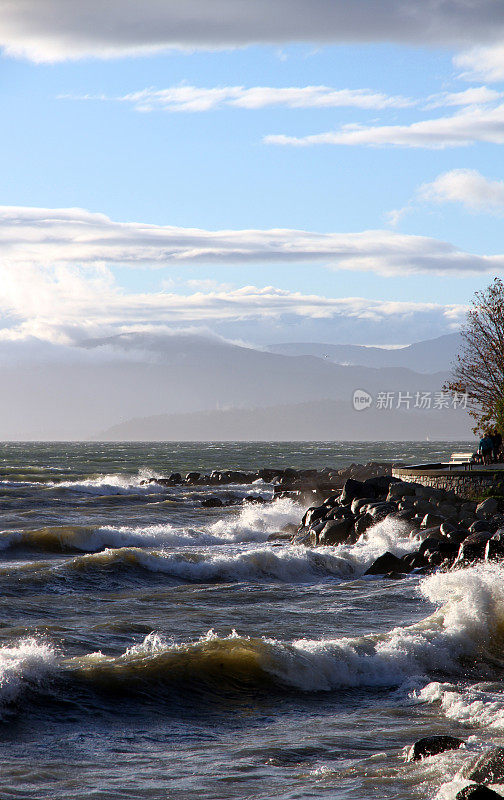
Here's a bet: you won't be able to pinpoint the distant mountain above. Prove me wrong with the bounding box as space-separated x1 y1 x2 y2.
267 333 462 373
99 398 473 442
0 332 466 440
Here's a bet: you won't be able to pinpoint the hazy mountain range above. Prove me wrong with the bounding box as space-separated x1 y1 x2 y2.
266 333 462 373
0 331 471 440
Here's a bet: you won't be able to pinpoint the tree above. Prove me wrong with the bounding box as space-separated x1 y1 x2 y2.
445 277 504 433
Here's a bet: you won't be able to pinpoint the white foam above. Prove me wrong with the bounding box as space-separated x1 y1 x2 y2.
68 544 356 584
207 497 302 542
333 515 420 573
49 471 166 495
417 681 504 729
0 638 56 710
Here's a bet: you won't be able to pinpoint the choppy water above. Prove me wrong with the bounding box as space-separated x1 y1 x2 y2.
4 440 504 800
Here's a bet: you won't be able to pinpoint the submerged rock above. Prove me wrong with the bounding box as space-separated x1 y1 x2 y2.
364 552 406 575
407 735 464 762
201 497 223 508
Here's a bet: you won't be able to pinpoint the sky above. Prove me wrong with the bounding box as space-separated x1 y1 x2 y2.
2 0 504 351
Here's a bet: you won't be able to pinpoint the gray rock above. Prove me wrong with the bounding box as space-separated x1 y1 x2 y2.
463 747 504 784
407 735 464 762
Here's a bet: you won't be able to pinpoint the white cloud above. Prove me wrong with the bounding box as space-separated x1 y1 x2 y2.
68 85 413 112
455 44 504 82
1 0 504 62
1 205 504 277
265 102 504 149
0 259 467 349
419 168 504 212
425 86 502 109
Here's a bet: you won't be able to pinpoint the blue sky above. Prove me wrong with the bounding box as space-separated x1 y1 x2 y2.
2 1 504 348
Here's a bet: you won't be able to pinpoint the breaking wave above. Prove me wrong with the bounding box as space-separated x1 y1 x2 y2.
63 560 504 693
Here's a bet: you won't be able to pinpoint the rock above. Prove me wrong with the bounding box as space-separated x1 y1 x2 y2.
267 532 292 542
476 498 499 518
302 506 328 528
290 528 312 546
201 497 223 507
456 786 504 800
351 497 372 515
438 502 459 519
456 531 493 563
364 552 405 575
407 735 464 762
387 481 416 499
463 747 504 784
401 552 427 569
485 532 504 561
421 513 445 529
355 514 374 535
281 523 298 535
363 475 399 495
318 518 353 545
469 520 490 533
244 494 265 504
366 501 397 520
440 520 457 535
339 479 366 504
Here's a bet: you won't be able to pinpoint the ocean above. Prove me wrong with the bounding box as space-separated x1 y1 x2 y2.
2 439 503 800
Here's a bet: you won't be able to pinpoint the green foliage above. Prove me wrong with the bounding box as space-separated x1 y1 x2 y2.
446 277 504 435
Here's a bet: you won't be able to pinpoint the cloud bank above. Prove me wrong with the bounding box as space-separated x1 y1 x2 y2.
0 258 467 351
2 205 503 277
1 0 504 62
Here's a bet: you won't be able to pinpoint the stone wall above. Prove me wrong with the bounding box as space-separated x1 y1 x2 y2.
392 467 504 500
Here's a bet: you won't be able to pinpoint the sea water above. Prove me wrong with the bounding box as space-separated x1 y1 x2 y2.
2 440 503 800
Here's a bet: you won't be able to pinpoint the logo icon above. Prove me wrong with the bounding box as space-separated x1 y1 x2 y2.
352 389 373 411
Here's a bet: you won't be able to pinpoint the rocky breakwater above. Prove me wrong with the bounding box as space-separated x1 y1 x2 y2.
290 473 504 576
143 461 395 507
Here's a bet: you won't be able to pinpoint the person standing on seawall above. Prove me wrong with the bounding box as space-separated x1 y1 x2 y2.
491 428 502 462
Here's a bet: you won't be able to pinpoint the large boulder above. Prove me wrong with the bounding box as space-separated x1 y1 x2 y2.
339 479 367 504
363 475 399 495
364 552 405 575
463 747 504 784
456 786 504 799
407 735 464 762
318 518 353 545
